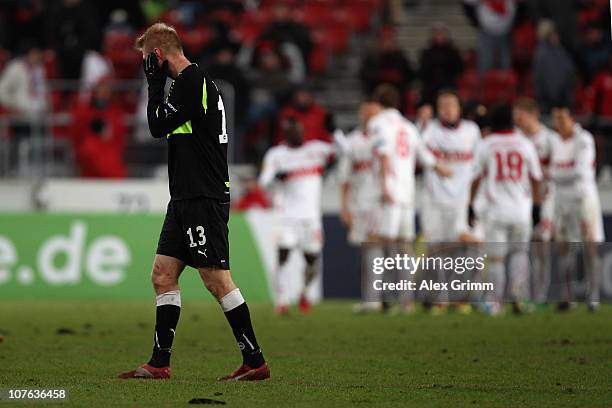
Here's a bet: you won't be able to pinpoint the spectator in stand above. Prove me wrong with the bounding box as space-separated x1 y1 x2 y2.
463 0 516 73
0 39 48 172
578 24 612 83
419 22 464 106
69 77 127 178
359 26 414 96
79 50 113 101
258 3 313 72
533 20 576 114
274 87 333 145
242 48 294 163
45 0 101 80
1 0 45 53
529 0 577 54
204 46 250 126
248 48 293 114
0 41 48 119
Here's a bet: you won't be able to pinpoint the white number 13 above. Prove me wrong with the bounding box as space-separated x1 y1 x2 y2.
187 226 206 248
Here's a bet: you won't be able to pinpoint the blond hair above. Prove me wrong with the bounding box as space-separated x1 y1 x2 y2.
135 22 182 54
513 97 539 115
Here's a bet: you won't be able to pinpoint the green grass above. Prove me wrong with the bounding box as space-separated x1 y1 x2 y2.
1 301 612 407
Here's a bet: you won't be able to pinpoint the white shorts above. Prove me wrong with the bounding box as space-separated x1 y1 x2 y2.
554 194 604 243
483 219 531 258
278 218 323 253
376 203 415 241
348 208 378 245
421 203 469 242
536 190 555 241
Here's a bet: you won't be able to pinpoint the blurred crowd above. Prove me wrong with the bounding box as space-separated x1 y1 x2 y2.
0 0 611 178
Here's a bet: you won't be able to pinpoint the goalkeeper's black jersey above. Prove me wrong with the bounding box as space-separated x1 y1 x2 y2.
147 63 230 201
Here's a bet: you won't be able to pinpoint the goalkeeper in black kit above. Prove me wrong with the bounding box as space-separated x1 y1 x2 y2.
118 23 269 381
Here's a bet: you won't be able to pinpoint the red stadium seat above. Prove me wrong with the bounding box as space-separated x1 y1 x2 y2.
104 32 141 79
0 49 9 75
481 69 518 106
312 14 350 54
512 21 536 68
42 49 59 80
309 41 328 74
236 10 271 44
344 0 376 32
457 69 479 101
179 27 213 57
302 0 334 28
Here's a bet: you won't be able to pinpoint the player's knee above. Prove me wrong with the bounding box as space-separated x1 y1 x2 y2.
303 252 320 266
151 262 176 290
203 279 230 299
278 248 290 265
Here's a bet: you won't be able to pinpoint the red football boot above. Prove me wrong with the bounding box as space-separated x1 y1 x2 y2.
118 363 171 379
275 305 289 315
219 363 270 381
299 294 311 314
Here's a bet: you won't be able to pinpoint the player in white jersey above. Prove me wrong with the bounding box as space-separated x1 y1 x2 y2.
422 91 481 242
367 85 451 313
421 90 481 311
470 105 543 315
338 101 384 314
339 101 380 244
259 118 340 315
550 107 604 312
368 86 452 243
513 98 555 307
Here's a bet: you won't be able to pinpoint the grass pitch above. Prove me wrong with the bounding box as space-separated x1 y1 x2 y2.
1 301 612 407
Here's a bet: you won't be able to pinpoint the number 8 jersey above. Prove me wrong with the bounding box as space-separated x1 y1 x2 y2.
472 131 543 224
368 108 436 205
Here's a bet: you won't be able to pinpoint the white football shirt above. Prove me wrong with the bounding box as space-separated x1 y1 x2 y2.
259 140 334 220
337 128 379 212
472 131 542 223
422 119 481 206
368 108 435 205
548 124 599 200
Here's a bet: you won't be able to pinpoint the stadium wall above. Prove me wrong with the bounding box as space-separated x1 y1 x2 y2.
2 179 612 301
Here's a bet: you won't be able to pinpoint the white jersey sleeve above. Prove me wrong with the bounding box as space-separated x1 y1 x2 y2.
575 131 596 187
413 123 436 168
259 148 279 188
525 139 543 181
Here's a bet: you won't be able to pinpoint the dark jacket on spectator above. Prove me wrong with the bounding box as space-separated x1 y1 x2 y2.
359 49 414 95
533 41 576 113
45 0 101 79
419 43 464 105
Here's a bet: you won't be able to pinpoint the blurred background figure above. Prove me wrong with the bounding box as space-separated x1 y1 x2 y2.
0 40 48 120
533 20 576 114
45 0 101 80
257 3 313 72
463 0 517 73
418 22 464 106
275 87 333 145
69 77 126 178
0 39 48 173
359 26 414 97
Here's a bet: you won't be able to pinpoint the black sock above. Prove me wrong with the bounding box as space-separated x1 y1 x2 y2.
224 303 265 368
148 304 180 368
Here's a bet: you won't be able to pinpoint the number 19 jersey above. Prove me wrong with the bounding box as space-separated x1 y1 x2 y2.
473 131 542 224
